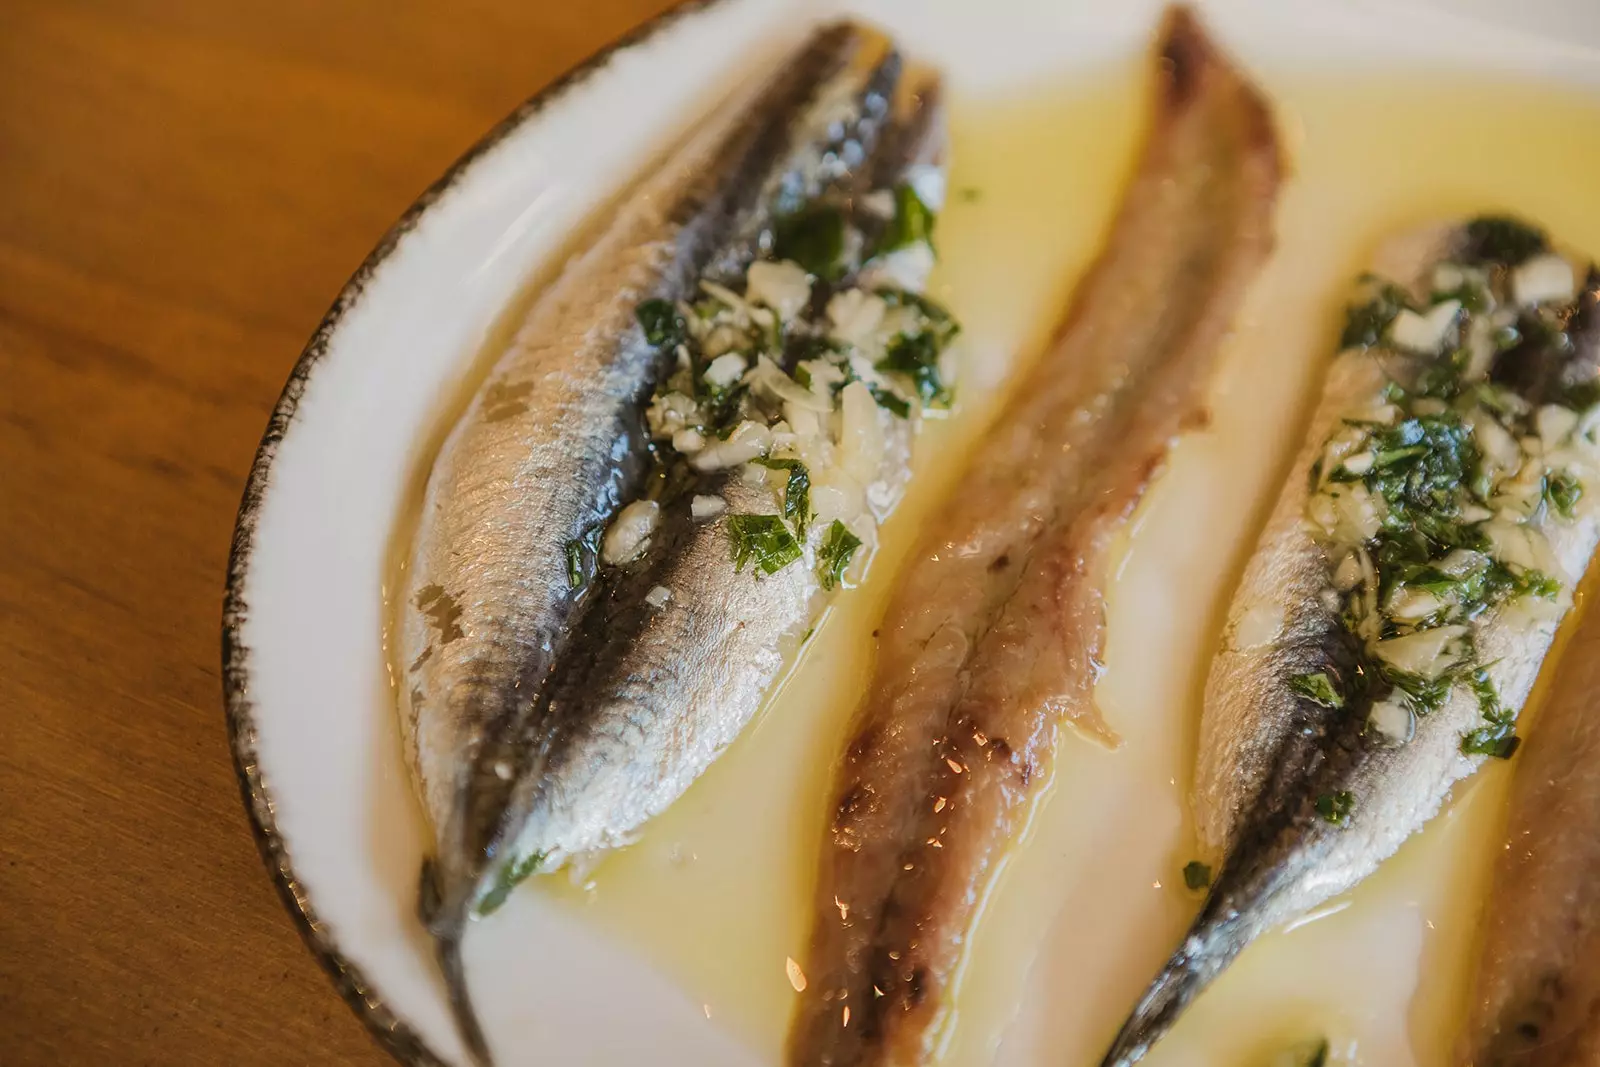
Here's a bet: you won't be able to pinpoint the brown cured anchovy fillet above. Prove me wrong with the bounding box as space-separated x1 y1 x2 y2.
1103 237 1600 1060
398 25 903 1063
1457 598 1600 1065
788 9 1281 1065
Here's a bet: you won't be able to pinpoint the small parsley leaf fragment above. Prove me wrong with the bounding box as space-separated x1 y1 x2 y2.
1182 861 1212 891
1289 672 1343 709
728 514 803 576
1464 215 1548 267
818 520 863 591
636 298 684 347
1341 279 1412 349
477 851 545 917
774 204 847 281
880 182 936 254
1315 790 1355 825
1545 470 1583 519
869 383 911 419
757 458 812 534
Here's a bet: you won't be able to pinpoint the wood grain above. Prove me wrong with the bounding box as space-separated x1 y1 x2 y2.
0 2 679 1063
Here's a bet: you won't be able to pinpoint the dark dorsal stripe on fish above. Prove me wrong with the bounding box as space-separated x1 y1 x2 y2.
398 23 958 1065
1101 228 1600 1065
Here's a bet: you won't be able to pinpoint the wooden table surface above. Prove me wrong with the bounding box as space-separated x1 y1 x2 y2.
0 3 678 1063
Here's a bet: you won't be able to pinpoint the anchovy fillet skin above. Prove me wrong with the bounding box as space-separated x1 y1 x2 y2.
788 10 1281 1066
1457 597 1600 1063
398 25 903 1062
1102 234 1600 1065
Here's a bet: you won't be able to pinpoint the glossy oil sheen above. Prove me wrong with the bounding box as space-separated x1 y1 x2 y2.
531 70 1600 1067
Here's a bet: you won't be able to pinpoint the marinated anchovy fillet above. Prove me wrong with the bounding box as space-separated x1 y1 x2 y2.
1457 594 1600 1064
396 23 957 1063
488 72 955 887
1102 220 1600 1065
789 10 1281 1066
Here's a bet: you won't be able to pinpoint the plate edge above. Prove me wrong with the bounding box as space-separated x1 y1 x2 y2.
218 3 730 1064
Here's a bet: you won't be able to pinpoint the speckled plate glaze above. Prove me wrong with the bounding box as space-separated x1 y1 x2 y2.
223 1 1600 1064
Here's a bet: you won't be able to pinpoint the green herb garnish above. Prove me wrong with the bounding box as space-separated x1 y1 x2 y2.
879 331 951 407
1315 791 1355 825
774 204 847 280
869 383 911 418
564 527 602 591
1289 672 1343 709
818 519 863 591
477 850 545 916
728 514 803 576
757 457 812 534
1464 215 1548 267
880 182 936 254
1340 277 1412 349
636 298 685 347
1545 470 1583 518
1182 861 1212 891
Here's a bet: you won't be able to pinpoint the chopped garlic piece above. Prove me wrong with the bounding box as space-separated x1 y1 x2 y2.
1375 625 1469 680
690 420 771 471
646 391 700 440
1333 552 1363 591
601 500 660 565
860 189 895 219
1538 404 1581 450
1341 452 1375 476
1387 586 1445 622
690 495 726 521
835 381 885 485
644 585 672 609
671 428 706 454
704 352 747 390
1234 603 1284 649
745 260 812 322
1368 697 1415 743
827 289 887 347
1512 253 1576 307
859 243 936 293
906 163 947 212
1386 300 1460 355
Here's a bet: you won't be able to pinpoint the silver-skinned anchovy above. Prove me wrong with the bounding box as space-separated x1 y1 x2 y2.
1102 220 1600 1066
396 23 952 1063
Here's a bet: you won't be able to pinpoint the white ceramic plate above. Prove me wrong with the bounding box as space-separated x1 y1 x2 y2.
224 2 1600 1065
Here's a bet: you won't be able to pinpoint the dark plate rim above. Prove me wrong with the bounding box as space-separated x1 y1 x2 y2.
219 2 727 1063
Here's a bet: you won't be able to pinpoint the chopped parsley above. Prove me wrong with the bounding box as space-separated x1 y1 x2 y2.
1303 1039 1331 1067
774 203 847 280
1315 791 1355 825
1289 672 1343 709
1182 861 1212 891
1463 215 1548 267
879 331 952 407
1545 470 1583 518
869 383 912 418
1340 276 1412 349
757 457 812 534
477 850 545 916
564 527 602 592
880 182 936 254
728 514 803 576
818 520 862 591
636 298 685 348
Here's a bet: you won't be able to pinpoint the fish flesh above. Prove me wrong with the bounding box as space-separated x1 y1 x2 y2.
484 67 952 880
397 21 956 1062
788 10 1281 1065
1102 223 1600 1064
1457 584 1600 1063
